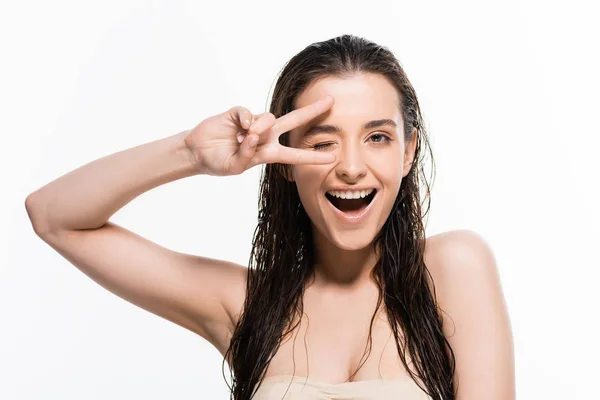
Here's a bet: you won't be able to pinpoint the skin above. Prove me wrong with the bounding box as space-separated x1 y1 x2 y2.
264 74 515 397
287 72 417 292
27 70 514 397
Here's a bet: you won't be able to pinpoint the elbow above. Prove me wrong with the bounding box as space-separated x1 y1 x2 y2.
25 193 52 237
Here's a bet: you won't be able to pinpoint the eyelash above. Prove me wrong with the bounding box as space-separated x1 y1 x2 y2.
312 133 392 150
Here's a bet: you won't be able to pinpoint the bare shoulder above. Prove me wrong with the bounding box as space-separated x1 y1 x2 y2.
423 229 502 316
190 257 247 356
424 229 515 398
220 262 248 332
424 229 497 283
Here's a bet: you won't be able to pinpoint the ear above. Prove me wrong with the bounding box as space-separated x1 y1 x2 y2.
402 127 418 177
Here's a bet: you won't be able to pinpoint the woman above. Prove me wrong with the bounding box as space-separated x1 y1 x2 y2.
25 34 514 400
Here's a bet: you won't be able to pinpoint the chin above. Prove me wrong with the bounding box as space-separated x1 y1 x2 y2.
323 224 379 251
333 238 375 251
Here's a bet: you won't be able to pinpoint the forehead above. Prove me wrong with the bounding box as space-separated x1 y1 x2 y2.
293 73 402 127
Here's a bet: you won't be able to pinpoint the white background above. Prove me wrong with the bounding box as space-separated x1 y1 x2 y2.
1 0 599 399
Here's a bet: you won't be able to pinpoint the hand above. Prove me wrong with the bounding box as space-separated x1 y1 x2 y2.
184 96 336 176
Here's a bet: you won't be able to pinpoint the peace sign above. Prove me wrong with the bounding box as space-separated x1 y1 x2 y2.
184 96 336 176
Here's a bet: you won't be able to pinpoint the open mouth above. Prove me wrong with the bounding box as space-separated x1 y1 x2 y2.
325 190 377 214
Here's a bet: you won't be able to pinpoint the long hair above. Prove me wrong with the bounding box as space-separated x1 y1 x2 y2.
223 34 456 400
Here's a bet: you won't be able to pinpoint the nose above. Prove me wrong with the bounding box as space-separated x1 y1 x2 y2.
334 140 367 181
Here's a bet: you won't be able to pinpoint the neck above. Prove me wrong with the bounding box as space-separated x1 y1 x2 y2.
310 226 379 292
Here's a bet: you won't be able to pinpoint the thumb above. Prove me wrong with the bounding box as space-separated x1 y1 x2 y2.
230 133 259 174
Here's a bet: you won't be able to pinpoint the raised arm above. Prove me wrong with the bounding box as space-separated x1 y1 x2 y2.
24 130 248 352
24 97 337 354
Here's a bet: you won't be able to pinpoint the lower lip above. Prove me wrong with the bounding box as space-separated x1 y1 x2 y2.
326 191 378 224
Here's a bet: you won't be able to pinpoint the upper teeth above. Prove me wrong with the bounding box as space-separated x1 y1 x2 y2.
327 189 374 199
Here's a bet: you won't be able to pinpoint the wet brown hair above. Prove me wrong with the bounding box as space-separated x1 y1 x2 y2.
223 34 456 400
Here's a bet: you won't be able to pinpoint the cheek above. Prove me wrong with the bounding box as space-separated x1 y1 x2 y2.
292 165 327 186
292 166 327 212
374 158 403 192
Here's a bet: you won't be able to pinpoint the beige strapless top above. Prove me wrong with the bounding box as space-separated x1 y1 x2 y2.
251 374 433 399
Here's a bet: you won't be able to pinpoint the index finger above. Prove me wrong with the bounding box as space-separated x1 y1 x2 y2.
272 95 334 137
275 145 336 166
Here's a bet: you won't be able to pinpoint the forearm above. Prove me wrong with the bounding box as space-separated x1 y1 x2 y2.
25 130 197 234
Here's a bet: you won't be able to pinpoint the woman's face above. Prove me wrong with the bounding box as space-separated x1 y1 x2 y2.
287 73 417 251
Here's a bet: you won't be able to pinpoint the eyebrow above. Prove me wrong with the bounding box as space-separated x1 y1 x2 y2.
302 119 398 137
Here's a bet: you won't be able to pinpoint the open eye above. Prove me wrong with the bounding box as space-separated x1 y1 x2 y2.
369 133 391 144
